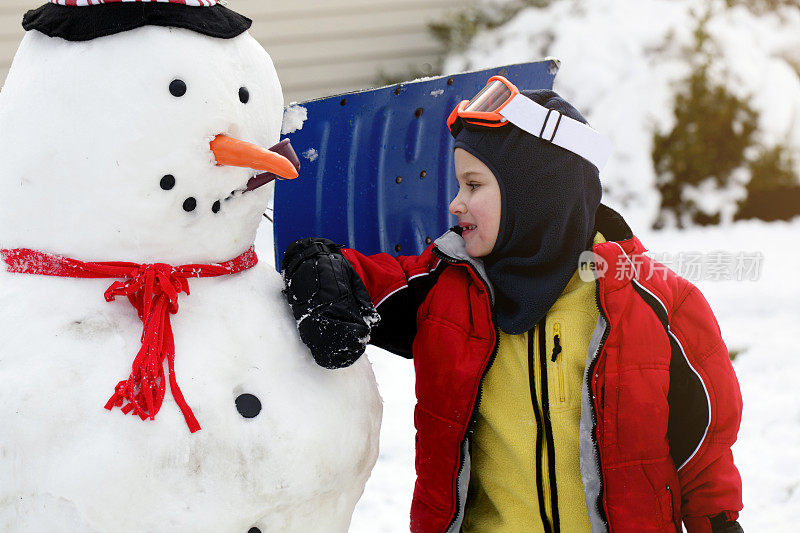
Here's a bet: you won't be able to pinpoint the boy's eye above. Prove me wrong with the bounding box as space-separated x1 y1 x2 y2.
469 183 479 191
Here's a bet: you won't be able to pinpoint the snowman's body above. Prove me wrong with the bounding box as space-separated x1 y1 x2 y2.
0 18 381 533
0 265 381 532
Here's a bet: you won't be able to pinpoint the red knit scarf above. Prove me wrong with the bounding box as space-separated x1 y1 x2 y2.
0 246 259 433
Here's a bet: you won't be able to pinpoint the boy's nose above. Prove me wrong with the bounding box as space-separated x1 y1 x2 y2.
448 197 464 216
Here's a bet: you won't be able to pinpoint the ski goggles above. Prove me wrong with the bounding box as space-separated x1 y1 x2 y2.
447 75 612 171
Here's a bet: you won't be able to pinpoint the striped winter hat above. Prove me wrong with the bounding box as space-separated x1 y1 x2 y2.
23 0 252 41
49 1 218 6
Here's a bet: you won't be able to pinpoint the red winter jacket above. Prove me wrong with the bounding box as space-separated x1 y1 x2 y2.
342 205 743 533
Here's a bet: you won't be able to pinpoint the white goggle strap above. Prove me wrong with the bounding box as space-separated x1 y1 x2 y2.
499 95 612 171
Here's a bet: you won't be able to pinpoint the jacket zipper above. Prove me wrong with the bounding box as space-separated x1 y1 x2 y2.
587 280 611 530
536 317 561 532
552 322 565 403
434 248 500 533
527 322 553 533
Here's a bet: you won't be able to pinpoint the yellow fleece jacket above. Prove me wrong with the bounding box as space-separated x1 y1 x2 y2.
462 232 605 532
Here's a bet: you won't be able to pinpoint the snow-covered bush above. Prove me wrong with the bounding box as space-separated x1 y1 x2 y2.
652 8 759 227
375 1 555 85
653 5 800 227
726 0 800 14
437 0 800 228
736 143 800 221
428 0 555 57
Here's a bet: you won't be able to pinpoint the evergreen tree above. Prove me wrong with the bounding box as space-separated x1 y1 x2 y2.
653 7 759 227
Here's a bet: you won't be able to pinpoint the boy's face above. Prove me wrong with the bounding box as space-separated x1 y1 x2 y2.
449 148 502 258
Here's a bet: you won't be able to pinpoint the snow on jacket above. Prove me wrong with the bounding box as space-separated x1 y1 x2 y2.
342 204 743 533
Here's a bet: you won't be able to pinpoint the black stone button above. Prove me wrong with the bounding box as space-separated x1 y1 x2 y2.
248 528 261 533
183 197 197 212
160 175 175 190
236 394 262 419
169 79 187 97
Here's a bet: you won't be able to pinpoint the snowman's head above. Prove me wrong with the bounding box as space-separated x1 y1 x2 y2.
0 2 291 264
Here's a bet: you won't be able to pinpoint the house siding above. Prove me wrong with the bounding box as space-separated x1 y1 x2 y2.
0 0 465 103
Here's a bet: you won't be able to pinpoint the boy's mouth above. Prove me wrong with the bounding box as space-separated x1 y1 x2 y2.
459 223 477 234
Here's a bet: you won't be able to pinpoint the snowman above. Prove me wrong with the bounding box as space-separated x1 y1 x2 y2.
0 1 381 532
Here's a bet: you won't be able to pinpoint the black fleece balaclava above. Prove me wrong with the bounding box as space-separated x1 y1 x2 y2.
453 90 602 334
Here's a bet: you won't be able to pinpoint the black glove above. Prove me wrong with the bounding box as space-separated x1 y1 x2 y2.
281 238 380 369
710 514 743 533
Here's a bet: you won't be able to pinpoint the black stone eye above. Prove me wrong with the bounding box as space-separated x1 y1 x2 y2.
212 200 221 213
183 197 197 212
170 79 187 97
160 175 176 190
235 393 262 418
248 528 261 533
239 87 250 104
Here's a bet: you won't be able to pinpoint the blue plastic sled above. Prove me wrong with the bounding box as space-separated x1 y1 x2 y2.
273 60 558 270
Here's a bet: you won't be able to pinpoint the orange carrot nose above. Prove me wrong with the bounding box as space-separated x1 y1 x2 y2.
210 134 299 180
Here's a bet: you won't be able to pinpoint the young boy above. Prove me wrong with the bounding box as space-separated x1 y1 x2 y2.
281 76 744 533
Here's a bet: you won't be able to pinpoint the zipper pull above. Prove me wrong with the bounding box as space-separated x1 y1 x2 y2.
551 333 562 362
